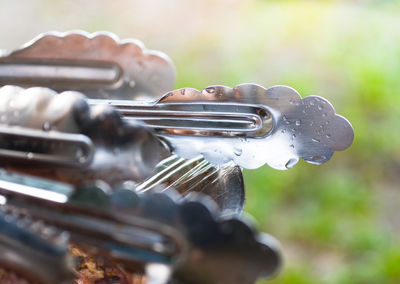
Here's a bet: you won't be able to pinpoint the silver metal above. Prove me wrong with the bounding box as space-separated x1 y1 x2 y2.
0 126 94 167
0 207 74 284
0 32 354 170
137 155 245 217
0 169 281 284
91 84 354 170
0 169 188 269
0 31 176 100
0 85 169 186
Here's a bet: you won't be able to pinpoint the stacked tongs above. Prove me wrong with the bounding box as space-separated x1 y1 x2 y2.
0 31 354 284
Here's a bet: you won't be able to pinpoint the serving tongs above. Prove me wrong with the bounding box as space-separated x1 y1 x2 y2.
0 170 281 284
0 31 354 170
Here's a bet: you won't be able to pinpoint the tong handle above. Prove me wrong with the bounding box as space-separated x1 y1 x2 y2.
0 126 94 167
89 99 273 138
0 170 187 269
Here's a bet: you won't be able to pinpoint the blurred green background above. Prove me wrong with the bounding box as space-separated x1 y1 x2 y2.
1 0 400 283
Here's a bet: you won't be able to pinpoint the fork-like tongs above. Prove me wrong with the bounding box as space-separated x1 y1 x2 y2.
0 169 281 284
0 31 354 170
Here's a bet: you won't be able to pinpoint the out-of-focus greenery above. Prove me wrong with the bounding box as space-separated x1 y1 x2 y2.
1 0 400 283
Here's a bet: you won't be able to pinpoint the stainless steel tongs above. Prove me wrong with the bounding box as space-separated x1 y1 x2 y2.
0 170 281 284
0 31 354 170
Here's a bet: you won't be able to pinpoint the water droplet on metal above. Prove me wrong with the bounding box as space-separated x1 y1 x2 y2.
42 122 51 131
128 80 136 88
26 152 34 159
318 105 323 110
234 147 242 156
308 155 326 164
75 148 83 159
205 87 215 94
295 120 301 126
326 134 331 138
285 158 298 169
322 113 327 117
289 144 294 149
312 138 320 143
283 115 290 124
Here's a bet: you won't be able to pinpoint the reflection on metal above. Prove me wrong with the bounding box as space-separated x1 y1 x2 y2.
0 170 281 284
137 155 245 217
0 85 168 186
0 31 176 100
0 30 354 284
91 84 354 170
0 126 94 167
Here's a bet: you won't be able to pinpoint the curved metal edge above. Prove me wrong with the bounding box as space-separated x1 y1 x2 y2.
1 30 176 99
158 83 354 170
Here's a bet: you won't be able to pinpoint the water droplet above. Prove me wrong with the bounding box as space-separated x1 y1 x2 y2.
205 87 215 94
290 99 296 105
26 152 34 159
292 134 296 139
302 109 307 114
322 113 327 117
289 144 294 149
326 134 331 138
75 148 84 158
318 105 323 110
325 121 330 125
128 80 136 88
309 101 315 106
308 155 327 164
233 147 242 156
42 122 51 131
312 138 320 143
285 158 298 169
281 129 286 134
295 120 301 126
283 115 290 124
291 128 296 132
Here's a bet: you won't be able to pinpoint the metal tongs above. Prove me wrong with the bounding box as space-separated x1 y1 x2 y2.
0 170 281 284
0 31 353 284
0 31 354 170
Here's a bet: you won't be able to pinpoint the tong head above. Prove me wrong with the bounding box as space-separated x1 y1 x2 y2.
0 31 176 100
0 170 281 284
0 204 74 284
137 155 245 218
95 83 354 170
0 85 169 185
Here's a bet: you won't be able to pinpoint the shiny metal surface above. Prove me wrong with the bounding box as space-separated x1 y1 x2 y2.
91 84 354 170
0 126 94 167
0 209 74 284
0 170 188 270
0 85 169 186
137 155 245 217
0 170 281 284
0 31 176 100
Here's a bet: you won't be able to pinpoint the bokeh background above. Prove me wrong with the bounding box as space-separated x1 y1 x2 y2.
1 0 400 283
